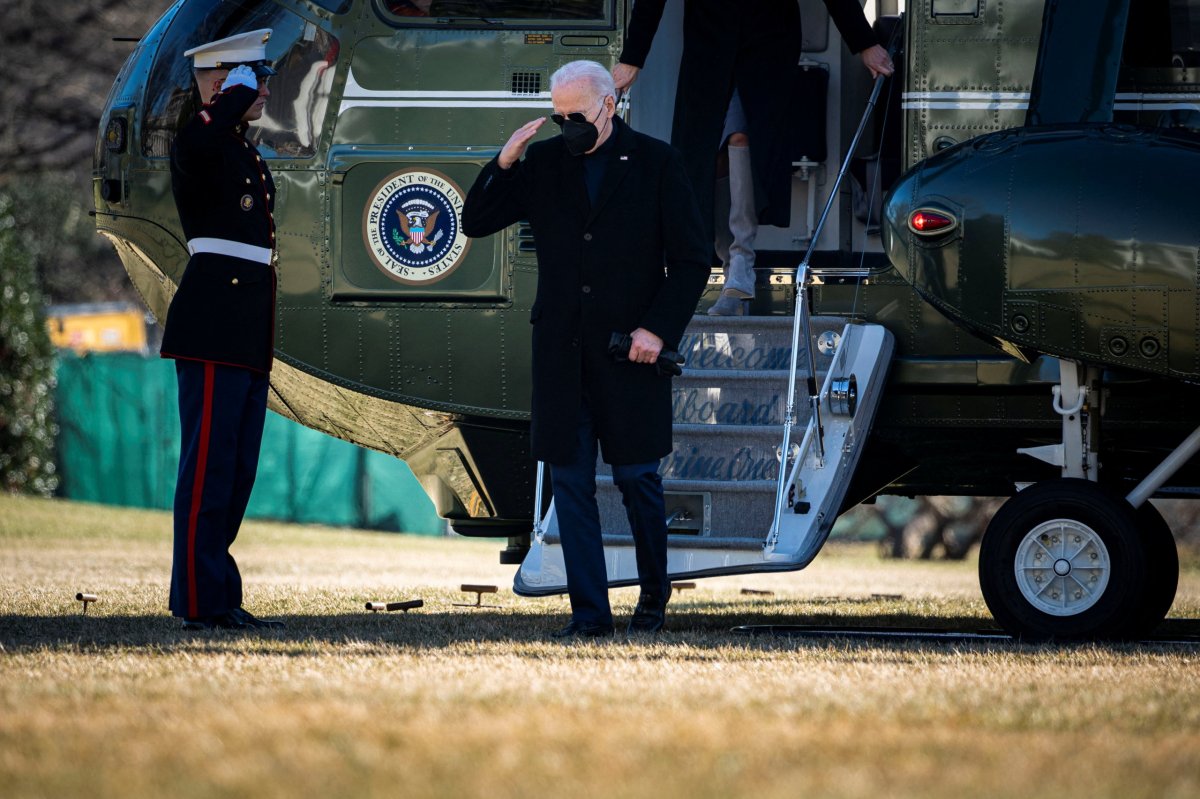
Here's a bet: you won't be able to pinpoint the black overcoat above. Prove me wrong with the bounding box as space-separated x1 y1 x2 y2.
160 84 277 374
462 117 709 465
620 0 878 248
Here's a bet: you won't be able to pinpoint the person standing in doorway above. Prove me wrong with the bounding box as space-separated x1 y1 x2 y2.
710 91 756 316
614 0 894 311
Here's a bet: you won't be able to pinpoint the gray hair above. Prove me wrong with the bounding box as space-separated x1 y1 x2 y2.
550 60 616 102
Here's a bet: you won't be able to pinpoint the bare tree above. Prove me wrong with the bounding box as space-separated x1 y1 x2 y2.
0 1 170 179
877 496 1004 560
0 1 170 304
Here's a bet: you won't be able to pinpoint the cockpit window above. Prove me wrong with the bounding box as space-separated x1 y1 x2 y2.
376 0 611 26
142 0 338 159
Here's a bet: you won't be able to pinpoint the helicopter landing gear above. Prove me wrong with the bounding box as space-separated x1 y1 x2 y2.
979 479 1147 640
1016 359 1100 481
988 360 1184 640
1124 502 1178 637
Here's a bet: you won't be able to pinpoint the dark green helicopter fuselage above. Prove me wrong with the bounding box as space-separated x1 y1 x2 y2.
94 0 1200 546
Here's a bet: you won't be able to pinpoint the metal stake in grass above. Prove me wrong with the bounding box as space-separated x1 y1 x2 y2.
365 600 424 613
454 584 501 608
76 593 98 614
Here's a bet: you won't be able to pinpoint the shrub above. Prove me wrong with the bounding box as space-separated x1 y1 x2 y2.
0 192 58 496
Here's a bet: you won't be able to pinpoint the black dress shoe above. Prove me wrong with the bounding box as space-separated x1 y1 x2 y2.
549 620 614 639
627 588 671 635
181 616 214 631
181 613 240 631
229 607 285 629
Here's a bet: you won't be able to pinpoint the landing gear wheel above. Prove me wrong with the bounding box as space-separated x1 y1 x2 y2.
1119 502 1178 638
979 479 1147 641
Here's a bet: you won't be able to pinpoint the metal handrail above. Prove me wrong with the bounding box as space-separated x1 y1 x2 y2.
532 461 546 543
767 71 890 545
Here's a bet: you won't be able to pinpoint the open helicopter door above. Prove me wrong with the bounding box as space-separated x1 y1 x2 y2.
514 318 893 594
517 62 895 591
516 65 899 595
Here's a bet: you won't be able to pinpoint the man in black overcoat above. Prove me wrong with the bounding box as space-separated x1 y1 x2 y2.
462 60 710 638
613 0 893 259
159 29 284 632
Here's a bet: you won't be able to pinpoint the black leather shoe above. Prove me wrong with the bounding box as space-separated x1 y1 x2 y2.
181 613 240 631
549 620 614 639
627 588 671 635
181 616 214 631
229 607 285 629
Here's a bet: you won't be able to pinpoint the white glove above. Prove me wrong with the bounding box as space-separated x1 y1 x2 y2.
221 65 258 92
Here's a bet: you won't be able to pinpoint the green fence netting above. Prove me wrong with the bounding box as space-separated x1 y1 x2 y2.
54 352 443 534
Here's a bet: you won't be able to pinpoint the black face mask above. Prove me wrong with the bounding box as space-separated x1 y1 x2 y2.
559 118 599 156
552 99 610 156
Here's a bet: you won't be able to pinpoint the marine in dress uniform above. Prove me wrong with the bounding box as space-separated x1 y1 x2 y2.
160 29 283 631
462 61 710 638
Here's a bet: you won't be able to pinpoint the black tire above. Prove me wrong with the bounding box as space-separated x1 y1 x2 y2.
1118 502 1179 638
979 479 1148 641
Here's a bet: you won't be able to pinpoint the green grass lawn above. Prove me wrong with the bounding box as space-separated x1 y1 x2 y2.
2 493 1200 799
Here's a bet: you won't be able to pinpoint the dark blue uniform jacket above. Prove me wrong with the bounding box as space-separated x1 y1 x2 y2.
161 84 277 374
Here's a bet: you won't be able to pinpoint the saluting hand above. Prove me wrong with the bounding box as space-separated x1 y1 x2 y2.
498 117 547 169
221 65 258 92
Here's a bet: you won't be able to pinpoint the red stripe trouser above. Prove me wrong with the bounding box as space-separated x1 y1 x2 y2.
169 360 268 619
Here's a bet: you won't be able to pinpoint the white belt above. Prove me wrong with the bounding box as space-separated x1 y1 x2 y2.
187 237 273 265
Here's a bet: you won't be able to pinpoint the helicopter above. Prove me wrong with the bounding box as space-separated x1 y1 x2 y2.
94 0 1200 640
877 0 1200 638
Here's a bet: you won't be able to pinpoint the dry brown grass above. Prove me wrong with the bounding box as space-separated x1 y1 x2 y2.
3 494 1200 799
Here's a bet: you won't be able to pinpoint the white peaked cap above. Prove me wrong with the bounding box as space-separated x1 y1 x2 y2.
184 29 273 70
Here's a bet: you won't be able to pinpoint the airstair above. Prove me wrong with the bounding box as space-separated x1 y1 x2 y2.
515 65 897 595
513 304 894 594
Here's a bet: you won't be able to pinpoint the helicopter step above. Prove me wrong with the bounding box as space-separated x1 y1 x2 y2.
667 373 793 426
627 424 788 480
559 314 835 550
548 476 781 548
674 314 806 371
514 315 894 595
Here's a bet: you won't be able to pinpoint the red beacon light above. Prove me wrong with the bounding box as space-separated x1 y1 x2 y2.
908 208 957 236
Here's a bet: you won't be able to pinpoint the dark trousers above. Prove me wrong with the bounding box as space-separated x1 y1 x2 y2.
549 399 670 626
672 0 802 248
169 360 268 618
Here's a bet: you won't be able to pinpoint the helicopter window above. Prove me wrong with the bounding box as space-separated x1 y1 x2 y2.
376 0 611 26
142 1 339 160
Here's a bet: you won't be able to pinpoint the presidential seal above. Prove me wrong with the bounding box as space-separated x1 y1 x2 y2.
362 168 470 284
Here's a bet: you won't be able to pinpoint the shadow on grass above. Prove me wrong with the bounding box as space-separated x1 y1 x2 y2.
3 606 1199 654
